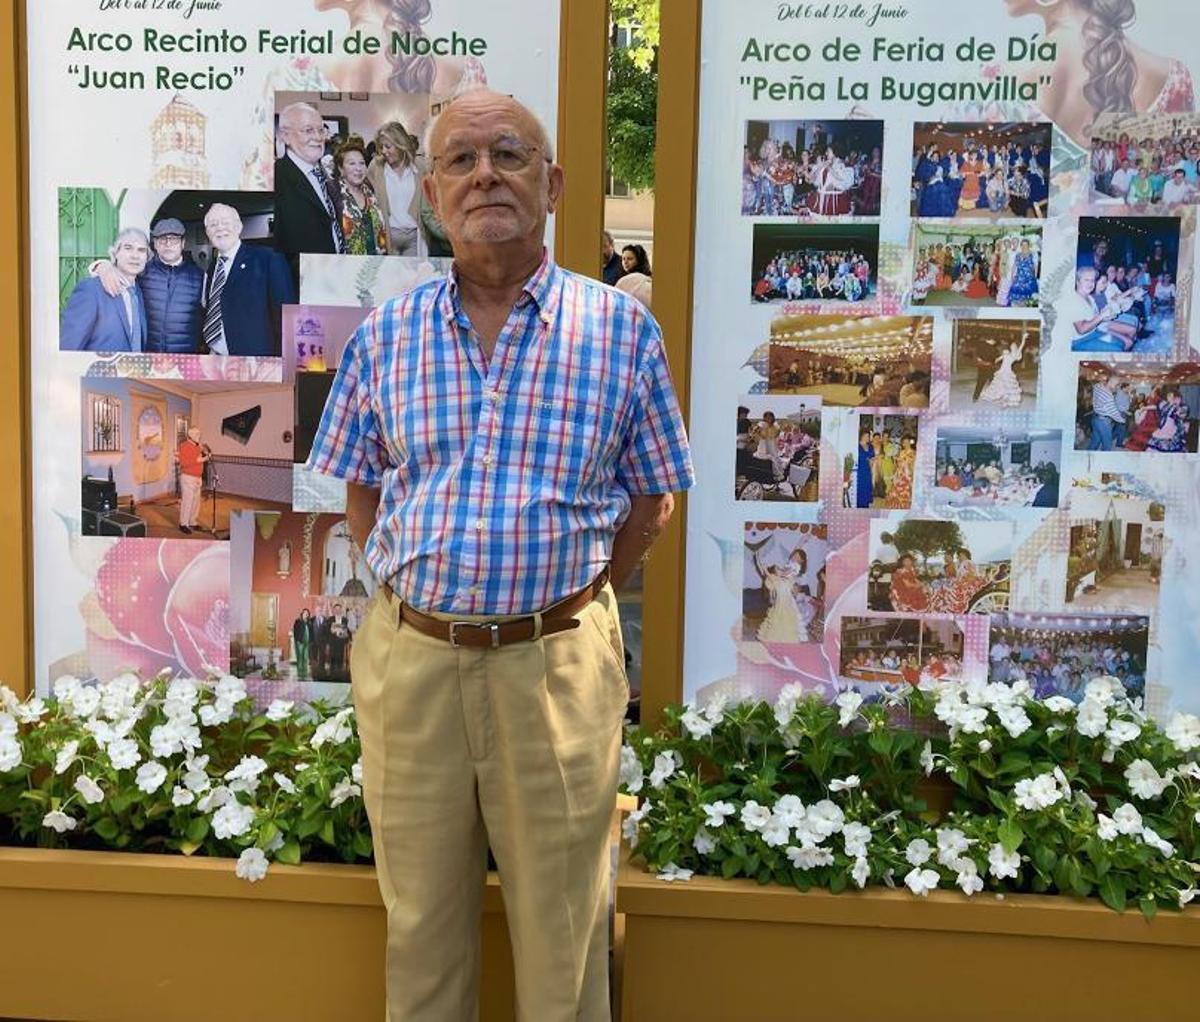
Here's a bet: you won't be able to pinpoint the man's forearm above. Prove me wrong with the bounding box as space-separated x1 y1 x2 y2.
345 483 381 557
610 493 675 590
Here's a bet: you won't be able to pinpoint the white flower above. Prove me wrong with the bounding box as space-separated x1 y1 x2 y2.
171 785 195 808
64 685 101 720
618 745 644 794
1042 696 1076 714
805 800 845 840
843 822 872 859
656 862 694 883
1125 759 1171 799
680 704 714 740
1085 676 1125 706
215 675 248 705
105 737 141 771
920 740 935 777
53 675 82 703
954 858 984 896
1104 719 1141 749
273 772 296 795
100 674 141 720
622 803 649 848
1112 803 1143 835
740 800 771 834
225 755 269 795
166 677 200 708
1074 790 1098 812
978 739 993 754
787 845 835 870
702 800 735 828
149 723 184 759
0 684 16 711
0 736 22 772
1075 697 1108 739
761 814 791 848
311 708 354 749
702 696 728 726
936 828 973 867
996 705 1032 739
199 699 236 728
693 826 717 855
1096 814 1120 841
1179 888 1198 909
42 809 77 833
835 690 864 728
0 713 16 738
905 838 933 867
1014 773 1064 812
265 699 295 723
773 683 805 729
1166 713 1200 753
135 761 168 794
988 843 1020 880
1142 827 1175 857
236 847 270 883
211 800 255 839
54 740 80 775
183 764 211 794
829 775 860 793
772 794 806 829
905 867 940 897
85 718 115 748
73 775 104 805
14 697 47 724
330 778 362 808
851 855 871 888
197 784 234 814
648 751 678 790
351 758 363 785
1175 762 1200 781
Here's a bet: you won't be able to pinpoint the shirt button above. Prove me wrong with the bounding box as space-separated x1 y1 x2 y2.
471 586 481 596
482 455 493 467
475 519 485 531
486 390 500 403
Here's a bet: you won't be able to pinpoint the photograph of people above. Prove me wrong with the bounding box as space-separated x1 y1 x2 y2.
59 228 149 352
1091 113 1200 207
367 120 435 256
933 427 1062 508
949 320 1040 411
175 426 211 535
1061 216 1182 355
274 101 347 279
742 523 828 643
839 616 966 685
1074 361 1200 453
1065 473 1165 612
742 119 884 217
987 612 1149 703
910 225 1042 308
867 518 1013 616
735 395 821 502
332 136 389 255
840 412 919 510
767 315 932 408
750 223 879 304
911 122 1051 219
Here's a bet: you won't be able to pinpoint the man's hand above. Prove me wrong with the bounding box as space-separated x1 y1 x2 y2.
89 259 127 298
610 493 676 591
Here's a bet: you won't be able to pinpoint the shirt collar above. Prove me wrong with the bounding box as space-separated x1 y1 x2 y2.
444 247 560 329
287 149 319 176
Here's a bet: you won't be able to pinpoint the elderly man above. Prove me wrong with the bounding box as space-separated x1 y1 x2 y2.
60 228 149 352
274 101 345 281
201 203 295 357
1062 266 1135 353
307 89 693 1020
174 427 210 533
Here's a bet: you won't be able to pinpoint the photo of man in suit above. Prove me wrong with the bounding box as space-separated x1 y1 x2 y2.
274 101 345 282
60 228 149 352
201 203 296 357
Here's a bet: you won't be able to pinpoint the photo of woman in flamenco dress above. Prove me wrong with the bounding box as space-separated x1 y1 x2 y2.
978 332 1030 408
1005 240 1040 305
885 436 916 509
752 553 809 643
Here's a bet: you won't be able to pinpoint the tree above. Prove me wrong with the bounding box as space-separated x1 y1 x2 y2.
607 1 659 193
894 520 965 572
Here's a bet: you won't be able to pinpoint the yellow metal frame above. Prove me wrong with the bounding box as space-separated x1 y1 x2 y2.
0 0 608 701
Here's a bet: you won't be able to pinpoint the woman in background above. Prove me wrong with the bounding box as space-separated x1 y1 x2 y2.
367 120 427 256
292 608 313 680
335 137 389 255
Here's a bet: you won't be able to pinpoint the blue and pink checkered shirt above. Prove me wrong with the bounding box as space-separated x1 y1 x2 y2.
305 251 694 615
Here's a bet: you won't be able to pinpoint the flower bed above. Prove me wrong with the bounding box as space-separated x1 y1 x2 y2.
619 677 1200 915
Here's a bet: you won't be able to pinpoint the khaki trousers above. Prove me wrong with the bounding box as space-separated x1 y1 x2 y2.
350 582 627 1022
179 473 202 527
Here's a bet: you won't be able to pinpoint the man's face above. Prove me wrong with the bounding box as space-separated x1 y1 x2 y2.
153 233 185 266
602 234 613 260
283 108 326 164
1078 269 1097 295
114 235 149 276
424 92 563 249
205 207 242 254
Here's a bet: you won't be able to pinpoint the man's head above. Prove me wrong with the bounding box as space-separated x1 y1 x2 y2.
204 204 243 255
279 102 326 165
110 228 150 278
422 89 562 251
1075 267 1097 295
150 217 187 266
187 427 201 442
602 229 614 260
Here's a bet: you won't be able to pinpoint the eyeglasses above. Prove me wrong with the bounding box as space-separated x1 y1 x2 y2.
431 138 550 177
289 125 326 139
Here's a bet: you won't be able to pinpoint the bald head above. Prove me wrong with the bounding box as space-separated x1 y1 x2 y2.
423 89 555 164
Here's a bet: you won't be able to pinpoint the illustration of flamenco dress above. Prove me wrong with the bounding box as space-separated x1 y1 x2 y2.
918 166 956 218
809 159 854 216
884 448 914 508
1005 250 1039 305
978 348 1024 408
928 566 986 614
995 247 1015 306
1147 401 1190 452
757 569 808 644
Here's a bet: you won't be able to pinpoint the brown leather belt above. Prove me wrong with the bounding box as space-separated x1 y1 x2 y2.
382 567 611 649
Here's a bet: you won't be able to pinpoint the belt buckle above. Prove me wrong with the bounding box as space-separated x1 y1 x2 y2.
449 621 502 649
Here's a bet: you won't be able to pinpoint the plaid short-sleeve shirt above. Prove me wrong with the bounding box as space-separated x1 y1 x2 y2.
305 251 694 615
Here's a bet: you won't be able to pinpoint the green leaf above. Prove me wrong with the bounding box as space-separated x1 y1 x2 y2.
997 751 1031 776
186 816 210 845
1032 844 1057 875
276 841 302 866
1099 874 1127 913
1139 897 1158 921
828 870 848 895
352 831 374 859
867 730 894 756
756 865 772 885
721 856 742 880
93 818 121 842
257 820 280 849
320 818 336 846
998 818 1024 855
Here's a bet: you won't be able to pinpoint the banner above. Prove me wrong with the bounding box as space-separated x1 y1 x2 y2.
684 0 1200 718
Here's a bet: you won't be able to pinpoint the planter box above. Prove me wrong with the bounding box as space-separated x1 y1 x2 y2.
618 857 1200 1022
0 848 514 1022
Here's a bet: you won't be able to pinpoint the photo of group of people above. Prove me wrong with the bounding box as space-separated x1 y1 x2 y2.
58 189 293 357
838 616 965 684
1090 113 1200 208
742 523 828 644
767 315 932 408
1075 361 1200 453
867 518 1012 616
742 119 884 218
988 613 1149 703
911 122 1052 220
933 427 1062 508
734 396 822 502
911 224 1043 308
1066 474 1165 614
949 320 1040 411
750 224 879 303
843 413 919 510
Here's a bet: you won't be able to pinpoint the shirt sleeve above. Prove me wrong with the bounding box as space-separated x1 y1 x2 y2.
304 315 390 485
615 315 695 496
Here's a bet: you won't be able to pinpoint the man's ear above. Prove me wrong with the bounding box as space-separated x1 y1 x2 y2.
546 164 565 214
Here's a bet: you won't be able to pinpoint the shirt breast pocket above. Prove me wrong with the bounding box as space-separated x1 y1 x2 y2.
533 395 613 473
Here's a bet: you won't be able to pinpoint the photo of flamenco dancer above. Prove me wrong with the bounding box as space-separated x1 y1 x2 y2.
742 119 884 217
735 395 822 503
1062 216 1182 355
842 412 919 510
1074 361 1200 453
838 616 965 685
910 223 1042 308
751 223 879 304
948 319 1040 411
768 315 932 408
867 518 1013 616
933 427 1062 509
987 613 1149 703
911 121 1051 220
742 523 828 644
